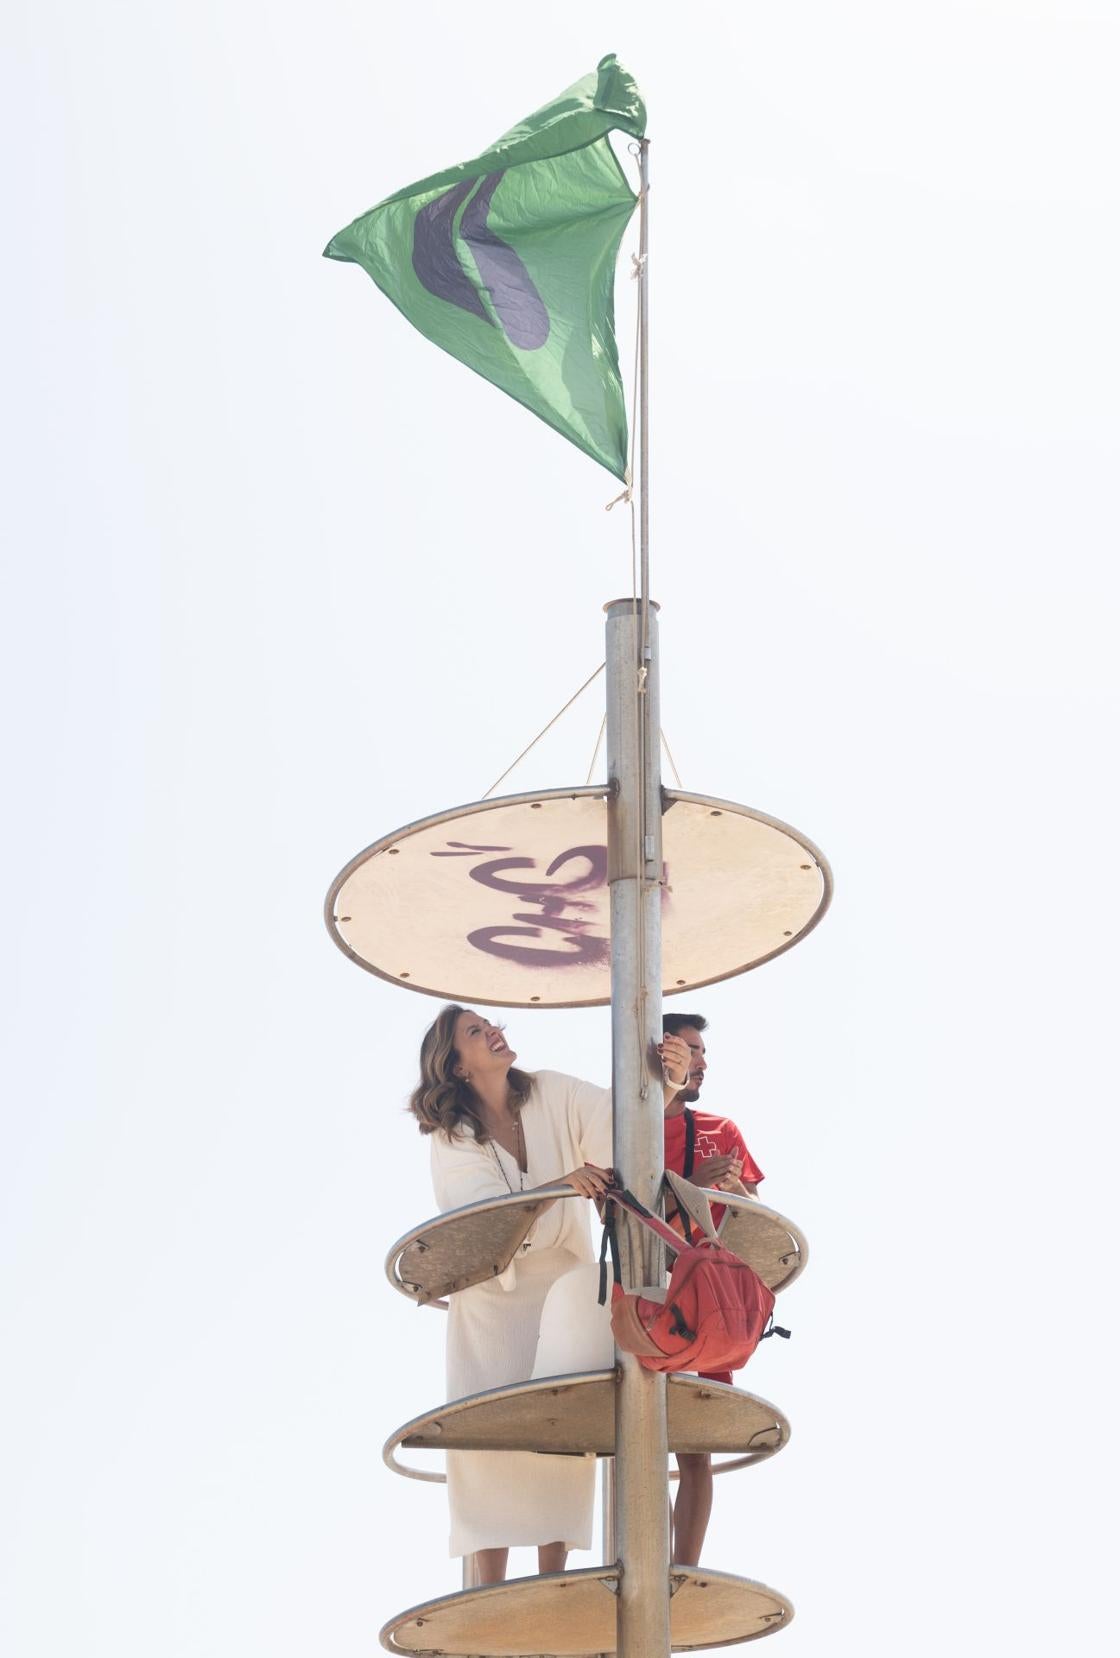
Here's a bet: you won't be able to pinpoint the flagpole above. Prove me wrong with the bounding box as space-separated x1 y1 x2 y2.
638 138 650 610
609 134 671 1658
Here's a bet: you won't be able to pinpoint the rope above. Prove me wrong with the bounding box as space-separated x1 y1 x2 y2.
585 713 607 785
605 204 643 609
481 663 606 800
605 476 631 512
626 244 641 603
660 728 683 789
606 151 654 1138
632 152 650 1104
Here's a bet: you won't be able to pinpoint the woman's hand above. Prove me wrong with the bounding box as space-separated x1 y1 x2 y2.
657 1033 691 1091
558 1163 612 1199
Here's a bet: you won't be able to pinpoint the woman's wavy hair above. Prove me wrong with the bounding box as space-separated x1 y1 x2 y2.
409 1004 534 1141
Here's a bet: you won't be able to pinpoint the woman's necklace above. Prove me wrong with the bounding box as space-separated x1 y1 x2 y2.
489 1108 526 1193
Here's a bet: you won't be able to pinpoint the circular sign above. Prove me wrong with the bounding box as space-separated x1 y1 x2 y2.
326 786 831 1008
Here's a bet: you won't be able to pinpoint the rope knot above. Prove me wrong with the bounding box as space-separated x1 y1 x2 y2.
604 466 633 513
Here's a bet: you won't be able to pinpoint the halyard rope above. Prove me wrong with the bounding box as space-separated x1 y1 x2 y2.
585 713 608 785
660 728 683 790
481 662 606 799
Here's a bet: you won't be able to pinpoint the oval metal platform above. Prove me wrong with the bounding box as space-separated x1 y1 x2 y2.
386 1189 807 1305
326 785 831 1008
388 1187 579 1304
381 1565 792 1654
715 1192 808 1293
384 1371 789 1481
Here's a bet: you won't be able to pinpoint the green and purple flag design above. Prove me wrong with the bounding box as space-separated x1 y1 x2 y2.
324 55 646 479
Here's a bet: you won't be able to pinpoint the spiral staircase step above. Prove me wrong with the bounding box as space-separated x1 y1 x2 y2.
384 1371 788 1479
380 1564 792 1655
387 1190 807 1305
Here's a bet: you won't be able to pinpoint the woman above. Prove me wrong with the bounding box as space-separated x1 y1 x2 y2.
410 1003 690 1583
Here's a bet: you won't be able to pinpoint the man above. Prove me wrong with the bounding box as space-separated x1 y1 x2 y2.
662 1012 764 1566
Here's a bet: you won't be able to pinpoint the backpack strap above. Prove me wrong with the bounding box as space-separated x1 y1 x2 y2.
683 1107 696 1180
676 1110 697 1243
668 1302 697 1343
605 1186 684 1253
759 1310 792 1341
598 1204 622 1306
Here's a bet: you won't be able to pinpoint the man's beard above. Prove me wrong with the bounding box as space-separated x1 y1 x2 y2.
681 1081 702 1104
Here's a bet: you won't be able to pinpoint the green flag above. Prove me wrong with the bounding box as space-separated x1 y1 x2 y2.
324 55 646 479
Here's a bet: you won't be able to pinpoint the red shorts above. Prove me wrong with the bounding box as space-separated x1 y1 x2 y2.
697 1370 732 1387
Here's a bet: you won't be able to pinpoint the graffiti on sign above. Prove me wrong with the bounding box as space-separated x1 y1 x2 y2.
431 840 610 969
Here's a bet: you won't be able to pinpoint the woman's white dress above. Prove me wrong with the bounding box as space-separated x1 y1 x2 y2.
429 1070 611 1559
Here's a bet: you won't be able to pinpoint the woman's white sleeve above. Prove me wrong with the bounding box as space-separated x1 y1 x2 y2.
569 1077 614 1169
429 1130 506 1213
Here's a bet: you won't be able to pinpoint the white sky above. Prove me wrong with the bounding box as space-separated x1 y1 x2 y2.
3 3 1118 1655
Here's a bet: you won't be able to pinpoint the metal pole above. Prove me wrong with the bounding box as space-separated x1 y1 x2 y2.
601 1457 616 1563
606 144 667 1642
606 592 668 1656
637 139 650 608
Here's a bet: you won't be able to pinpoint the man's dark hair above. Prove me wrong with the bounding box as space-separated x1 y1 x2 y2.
662 1012 708 1037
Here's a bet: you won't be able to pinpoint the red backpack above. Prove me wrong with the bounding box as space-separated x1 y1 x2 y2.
598 1186 783 1375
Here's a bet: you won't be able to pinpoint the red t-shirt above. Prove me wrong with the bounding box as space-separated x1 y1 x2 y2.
663 1109 764 1232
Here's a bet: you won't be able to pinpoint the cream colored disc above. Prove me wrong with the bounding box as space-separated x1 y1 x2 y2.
383 1370 788 1479
326 787 830 1009
386 1190 808 1307
381 1564 792 1654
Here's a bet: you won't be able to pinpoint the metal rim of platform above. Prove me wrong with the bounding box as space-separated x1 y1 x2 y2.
324 783 833 1009
380 1563 794 1655
385 1188 808 1307
383 1369 790 1484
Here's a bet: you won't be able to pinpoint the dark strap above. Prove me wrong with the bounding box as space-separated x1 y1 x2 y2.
683 1108 696 1180
760 1310 791 1341
598 1206 622 1306
606 1186 684 1252
676 1110 697 1242
668 1302 696 1342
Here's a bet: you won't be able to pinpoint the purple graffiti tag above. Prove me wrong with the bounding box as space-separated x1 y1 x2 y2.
466 925 611 970
468 845 607 898
430 837 611 972
430 840 512 857
460 843 610 970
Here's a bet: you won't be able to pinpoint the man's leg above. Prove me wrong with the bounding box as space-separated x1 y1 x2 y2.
537 1542 568 1574
672 1453 714 1566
